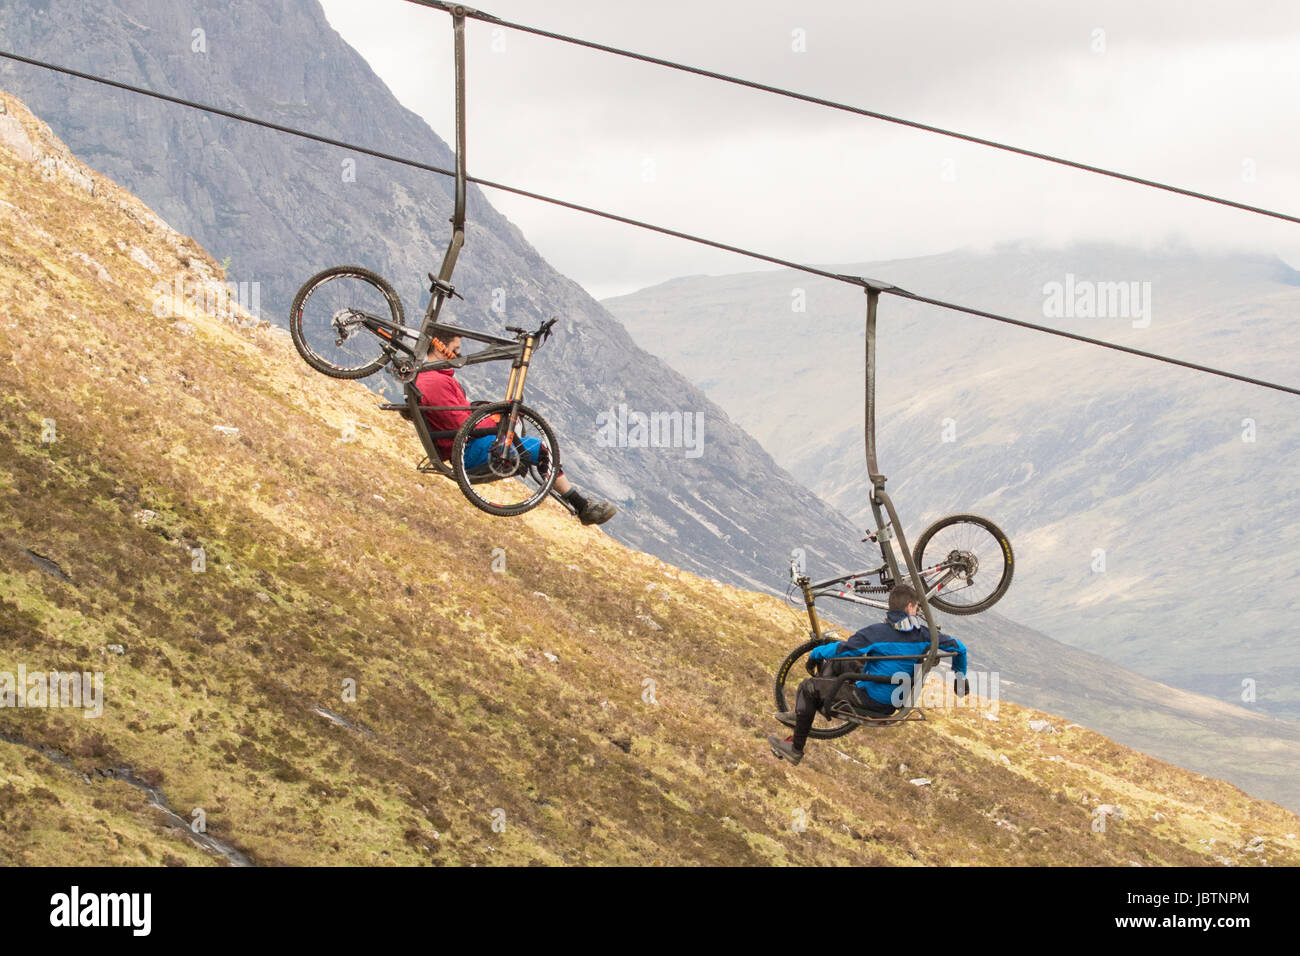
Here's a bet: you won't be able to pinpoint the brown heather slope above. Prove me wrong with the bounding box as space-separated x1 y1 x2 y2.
1 89 1297 866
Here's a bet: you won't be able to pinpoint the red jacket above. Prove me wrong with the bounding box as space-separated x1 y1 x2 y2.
414 368 497 460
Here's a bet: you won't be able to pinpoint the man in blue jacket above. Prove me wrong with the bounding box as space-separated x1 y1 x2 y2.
768 584 969 765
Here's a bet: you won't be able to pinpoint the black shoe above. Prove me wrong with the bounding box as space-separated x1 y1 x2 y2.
774 710 798 728
578 500 617 526
768 735 803 765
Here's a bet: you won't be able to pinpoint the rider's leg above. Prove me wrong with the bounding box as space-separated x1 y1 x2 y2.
462 434 497 471
515 436 616 525
790 678 824 753
464 435 554 478
464 433 574 491
513 437 571 493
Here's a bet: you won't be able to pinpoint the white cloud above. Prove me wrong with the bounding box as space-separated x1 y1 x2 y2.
319 0 1300 298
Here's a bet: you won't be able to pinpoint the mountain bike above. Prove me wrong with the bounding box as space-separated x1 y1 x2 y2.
286 13 567 518
773 513 1013 738
288 265 564 517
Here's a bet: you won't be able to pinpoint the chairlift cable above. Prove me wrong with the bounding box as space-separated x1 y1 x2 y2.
1 48 1295 397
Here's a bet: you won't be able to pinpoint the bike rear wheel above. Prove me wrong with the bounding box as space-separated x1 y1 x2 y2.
289 266 404 379
912 513 1014 615
773 639 858 740
451 402 560 517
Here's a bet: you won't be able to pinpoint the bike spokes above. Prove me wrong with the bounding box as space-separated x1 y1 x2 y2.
452 403 560 516
913 514 1013 615
290 268 403 379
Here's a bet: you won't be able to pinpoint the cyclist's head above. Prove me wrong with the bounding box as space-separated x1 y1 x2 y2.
428 329 461 361
889 584 920 614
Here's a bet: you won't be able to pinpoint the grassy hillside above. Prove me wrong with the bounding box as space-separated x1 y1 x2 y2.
2 89 1297 866
810 600 1300 814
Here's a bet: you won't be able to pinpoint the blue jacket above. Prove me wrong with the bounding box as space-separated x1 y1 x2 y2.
809 609 968 708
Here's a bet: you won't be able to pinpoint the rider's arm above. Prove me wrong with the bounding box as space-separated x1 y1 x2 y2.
938 634 968 676
808 641 842 662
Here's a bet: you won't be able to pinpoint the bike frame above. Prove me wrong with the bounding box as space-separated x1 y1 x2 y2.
367 310 544 391
376 319 550 481
795 561 961 620
787 566 961 726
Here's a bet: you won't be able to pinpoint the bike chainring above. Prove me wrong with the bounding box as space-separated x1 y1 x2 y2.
389 355 417 383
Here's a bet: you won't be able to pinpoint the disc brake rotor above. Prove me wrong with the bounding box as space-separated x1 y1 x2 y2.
331 308 362 345
948 549 979 581
487 441 522 478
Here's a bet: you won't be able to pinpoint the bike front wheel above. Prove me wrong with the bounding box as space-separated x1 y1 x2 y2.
773 639 858 740
912 513 1014 615
289 266 404 379
451 403 560 517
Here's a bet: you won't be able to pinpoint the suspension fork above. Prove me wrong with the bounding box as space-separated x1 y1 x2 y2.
493 335 535 451
796 576 824 641
503 335 534 404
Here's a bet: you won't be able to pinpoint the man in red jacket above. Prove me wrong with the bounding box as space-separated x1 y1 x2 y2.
416 331 617 526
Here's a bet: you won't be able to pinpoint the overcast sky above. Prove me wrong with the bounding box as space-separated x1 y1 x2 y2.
317 0 1300 299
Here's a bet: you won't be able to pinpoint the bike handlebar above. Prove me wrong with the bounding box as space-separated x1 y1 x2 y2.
504 317 559 342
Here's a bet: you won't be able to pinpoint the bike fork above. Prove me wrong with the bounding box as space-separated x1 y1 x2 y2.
798 577 824 641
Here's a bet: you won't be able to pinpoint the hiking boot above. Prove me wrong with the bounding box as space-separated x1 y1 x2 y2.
774 710 798 728
578 500 617 526
768 735 803 765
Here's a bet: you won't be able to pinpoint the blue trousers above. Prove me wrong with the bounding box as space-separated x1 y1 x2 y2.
463 434 546 474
